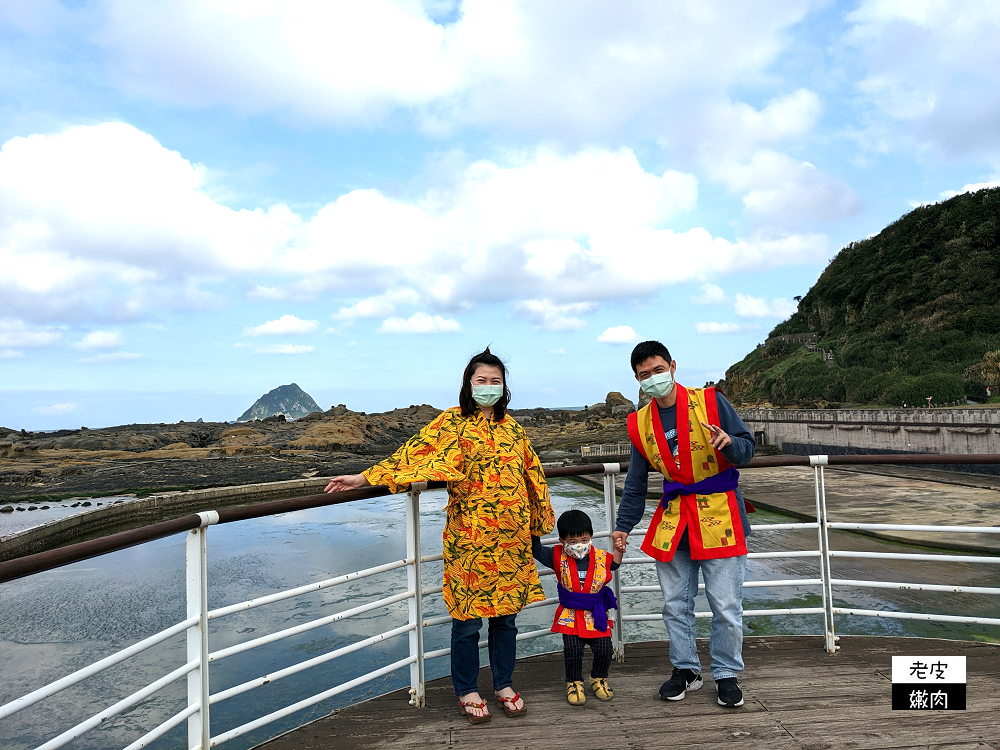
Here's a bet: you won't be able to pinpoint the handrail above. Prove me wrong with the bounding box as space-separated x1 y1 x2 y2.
3 452 1000 750
2 454 999 584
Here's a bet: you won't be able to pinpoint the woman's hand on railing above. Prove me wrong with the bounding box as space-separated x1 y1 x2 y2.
324 474 370 493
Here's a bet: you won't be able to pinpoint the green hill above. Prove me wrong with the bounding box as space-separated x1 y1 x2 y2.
724 187 1000 407
238 383 322 421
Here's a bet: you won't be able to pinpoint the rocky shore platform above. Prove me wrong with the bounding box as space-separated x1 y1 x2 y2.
0 395 633 505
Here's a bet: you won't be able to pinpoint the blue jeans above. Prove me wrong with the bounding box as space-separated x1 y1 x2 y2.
655 549 746 680
450 614 518 696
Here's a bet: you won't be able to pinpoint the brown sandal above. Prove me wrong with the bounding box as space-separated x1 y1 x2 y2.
458 699 492 724
495 692 527 717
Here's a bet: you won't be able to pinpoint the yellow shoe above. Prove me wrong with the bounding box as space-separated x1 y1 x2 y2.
567 681 586 705
590 677 613 701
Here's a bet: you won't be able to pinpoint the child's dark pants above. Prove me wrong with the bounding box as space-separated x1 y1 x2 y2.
562 634 613 682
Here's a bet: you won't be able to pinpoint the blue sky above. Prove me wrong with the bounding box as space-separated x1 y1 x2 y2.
2 0 999 430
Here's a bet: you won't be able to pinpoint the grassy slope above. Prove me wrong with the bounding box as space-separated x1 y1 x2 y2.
725 187 1000 406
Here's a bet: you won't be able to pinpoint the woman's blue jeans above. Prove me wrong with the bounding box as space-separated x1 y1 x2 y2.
450 614 517 696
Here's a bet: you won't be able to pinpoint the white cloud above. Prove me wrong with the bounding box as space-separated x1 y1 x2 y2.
597 326 638 344
79 351 144 363
846 1 1000 162
0 123 300 322
377 312 461 334
692 283 729 305
939 178 1000 199
72 330 124 350
695 322 745 334
733 293 798 318
1 123 826 328
694 89 823 165
253 343 315 355
242 314 319 336
549 347 566 355
92 1 818 143
332 288 421 321
1 349 25 359
34 403 78 415
511 299 594 331
0 318 62 348
712 151 863 225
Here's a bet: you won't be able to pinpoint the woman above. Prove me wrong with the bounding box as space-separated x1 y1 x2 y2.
324 347 554 724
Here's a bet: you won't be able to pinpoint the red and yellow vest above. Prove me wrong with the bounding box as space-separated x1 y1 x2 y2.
551 545 614 638
627 385 747 563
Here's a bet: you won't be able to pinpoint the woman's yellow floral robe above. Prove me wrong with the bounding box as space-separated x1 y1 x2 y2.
362 407 554 620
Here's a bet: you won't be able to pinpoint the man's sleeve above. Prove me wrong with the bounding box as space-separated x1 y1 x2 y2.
716 392 755 467
615 444 650 534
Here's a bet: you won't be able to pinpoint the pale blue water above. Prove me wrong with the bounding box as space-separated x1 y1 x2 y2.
0 478 997 750
0 497 138 536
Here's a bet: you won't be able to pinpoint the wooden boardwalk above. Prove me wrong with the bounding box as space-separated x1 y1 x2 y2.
257 637 1000 750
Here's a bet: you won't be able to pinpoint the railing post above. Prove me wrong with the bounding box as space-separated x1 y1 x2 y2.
186 513 215 750
406 483 426 707
810 456 837 653
603 463 626 662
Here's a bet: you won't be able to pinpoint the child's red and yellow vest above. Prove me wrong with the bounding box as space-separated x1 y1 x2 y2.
627 385 747 563
551 545 614 638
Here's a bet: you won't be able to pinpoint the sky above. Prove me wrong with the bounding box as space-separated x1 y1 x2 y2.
3 0 1000 430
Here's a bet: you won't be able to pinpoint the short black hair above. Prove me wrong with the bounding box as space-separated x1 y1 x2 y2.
458 347 511 420
630 340 672 373
557 509 593 539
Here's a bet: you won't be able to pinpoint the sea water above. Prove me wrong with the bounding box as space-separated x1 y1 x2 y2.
0 478 997 750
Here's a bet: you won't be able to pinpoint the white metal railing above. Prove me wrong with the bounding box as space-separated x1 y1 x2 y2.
581 443 632 457
1 456 999 749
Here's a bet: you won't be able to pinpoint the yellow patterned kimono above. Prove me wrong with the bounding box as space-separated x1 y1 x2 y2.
363 407 555 620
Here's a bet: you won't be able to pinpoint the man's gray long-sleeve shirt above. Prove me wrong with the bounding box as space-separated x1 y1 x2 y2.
614 391 755 545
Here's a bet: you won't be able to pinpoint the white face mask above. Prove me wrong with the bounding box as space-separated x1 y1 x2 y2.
564 541 592 559
639 370 675 398
472 384 503 406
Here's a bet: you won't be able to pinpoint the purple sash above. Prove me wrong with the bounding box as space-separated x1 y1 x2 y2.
557 586 618 633
660 466 740 509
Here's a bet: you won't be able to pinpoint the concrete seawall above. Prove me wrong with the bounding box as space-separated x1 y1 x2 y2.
738 407 1000 474
0 476 331 562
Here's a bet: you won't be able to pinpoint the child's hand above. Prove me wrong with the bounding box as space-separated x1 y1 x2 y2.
611 531 629 552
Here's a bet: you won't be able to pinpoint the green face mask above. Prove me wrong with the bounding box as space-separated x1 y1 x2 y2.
472 384 503 406
639 370 675 398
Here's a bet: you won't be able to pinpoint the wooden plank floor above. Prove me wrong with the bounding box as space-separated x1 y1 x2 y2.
256 637 1000 750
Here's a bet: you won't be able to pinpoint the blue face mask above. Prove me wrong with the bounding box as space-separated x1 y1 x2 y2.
639 370 675 398
472 384 503 406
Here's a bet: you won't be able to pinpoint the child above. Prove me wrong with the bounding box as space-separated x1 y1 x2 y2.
532 509 624 706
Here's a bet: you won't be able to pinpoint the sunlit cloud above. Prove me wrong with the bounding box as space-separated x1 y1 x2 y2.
243 314 319 336
597 326 638 344
377 313 461 334
72 330 124 350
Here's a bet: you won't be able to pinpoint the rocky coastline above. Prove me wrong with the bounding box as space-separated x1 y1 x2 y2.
0 394 634 506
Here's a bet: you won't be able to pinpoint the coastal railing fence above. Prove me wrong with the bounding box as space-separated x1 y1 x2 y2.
1 455 999 750
580 443 632 457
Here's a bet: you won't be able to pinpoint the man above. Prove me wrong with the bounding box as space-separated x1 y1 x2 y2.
610 341 754 708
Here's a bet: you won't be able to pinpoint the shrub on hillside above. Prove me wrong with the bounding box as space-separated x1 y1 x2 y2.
841 368 894 403
880 373 965 406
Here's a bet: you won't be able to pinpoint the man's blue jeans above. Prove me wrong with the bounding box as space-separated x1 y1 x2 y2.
450 614 517 696
655 549 746 680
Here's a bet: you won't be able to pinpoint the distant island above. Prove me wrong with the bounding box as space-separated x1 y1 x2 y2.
723 187 1000 408
238 383 322 422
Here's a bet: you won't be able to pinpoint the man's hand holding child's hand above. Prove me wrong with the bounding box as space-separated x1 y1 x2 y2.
611 530 629 552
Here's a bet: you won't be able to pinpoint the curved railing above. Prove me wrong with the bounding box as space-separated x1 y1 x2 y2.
1 454 999 750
